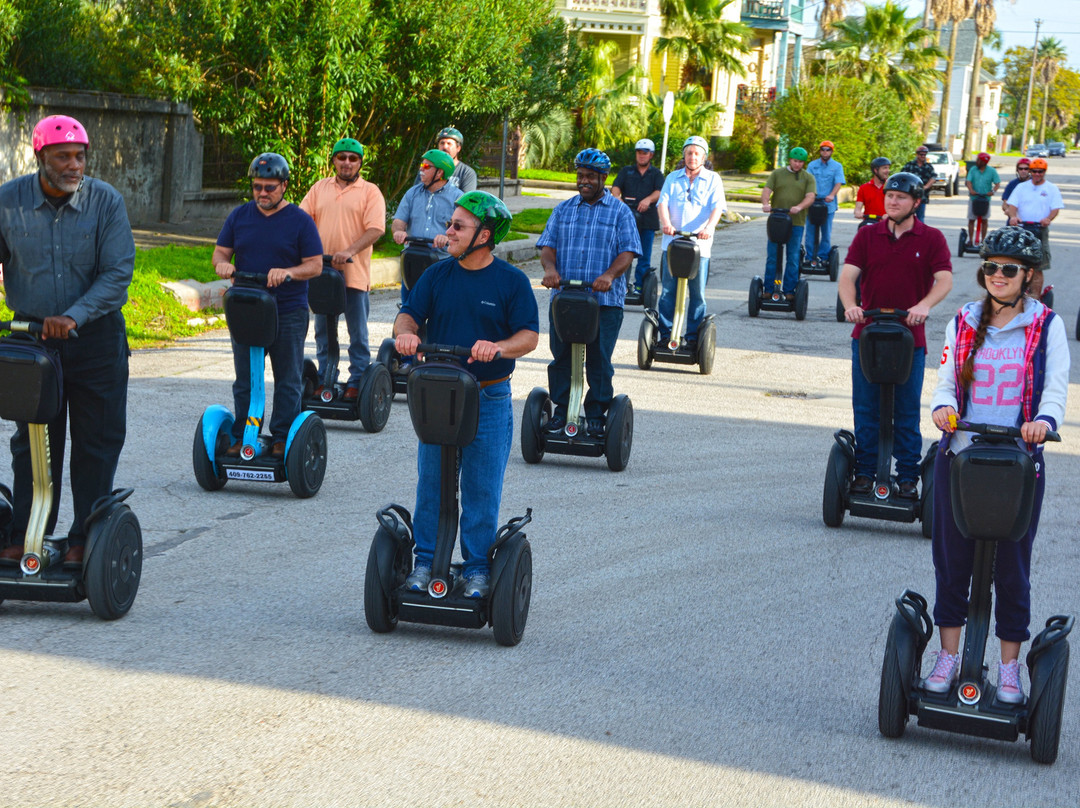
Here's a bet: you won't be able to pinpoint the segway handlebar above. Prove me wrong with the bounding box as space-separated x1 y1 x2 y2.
0 320 78 339
949 417 1060 443
671 229 704 239
231 271 292 286
416 343 503 362
859 308 909 321
404 237 436 245
322 255 353 263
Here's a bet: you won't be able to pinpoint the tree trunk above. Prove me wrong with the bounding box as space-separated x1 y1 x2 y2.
936 22 960 145
963 37 984 157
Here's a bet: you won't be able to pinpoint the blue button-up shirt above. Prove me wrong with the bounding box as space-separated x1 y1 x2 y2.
0 173 135 326
536 190 641 308
657 167 727 250
392 182 463 259
806 158 846 213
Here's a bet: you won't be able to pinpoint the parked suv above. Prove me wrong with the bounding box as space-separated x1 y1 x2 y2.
1047 141 1066 157
925 149 960 197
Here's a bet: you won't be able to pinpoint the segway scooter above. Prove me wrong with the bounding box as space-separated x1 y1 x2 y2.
0 321 142 619
1016 222 1054 310
957 194 990 257
193 272 327 498
835 216 877 322
878 420 1071 764
376 236 443 397
620 200 659 310
301 256 392 432
521 281 633 472
749 209 809 320
799 199 840 281
822 309 936 536
362 344 534 646
637 232 717 374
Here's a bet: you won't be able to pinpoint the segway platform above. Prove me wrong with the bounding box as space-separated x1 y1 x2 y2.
799 200 839 280
957 195 991 257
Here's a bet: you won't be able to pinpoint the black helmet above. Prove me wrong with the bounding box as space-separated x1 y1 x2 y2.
883 171 923 201
979 226 1043 267
248 152 290 181
871 157 892 170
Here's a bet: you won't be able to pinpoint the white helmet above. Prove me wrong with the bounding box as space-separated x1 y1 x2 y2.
634 139 655 152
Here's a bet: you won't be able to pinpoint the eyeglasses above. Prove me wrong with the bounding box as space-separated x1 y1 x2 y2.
916 150 928 155
981 261 1024 278
820 147 833 152
1017 167 1031 171
334 154 360 163
252 182 281 193
419 162 435 171
448 220 477 232
1030 169 1046 174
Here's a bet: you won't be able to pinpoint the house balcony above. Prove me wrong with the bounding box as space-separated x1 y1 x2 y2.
566 0 648 11
736 84 776 112
741 0 804 32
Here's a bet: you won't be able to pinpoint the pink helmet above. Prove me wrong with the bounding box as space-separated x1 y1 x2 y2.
32 115 89 152
976 152 991 163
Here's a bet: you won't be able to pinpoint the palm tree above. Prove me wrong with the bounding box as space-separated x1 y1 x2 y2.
932 0 976 143
817 2 943 109
961 0 995 157
818 0 848 32
656 0 752 93
1036 37 1067 143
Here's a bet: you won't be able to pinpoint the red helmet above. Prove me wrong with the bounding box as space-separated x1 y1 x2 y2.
976 152 991 163
32 115 88 152
1016 158 1031 168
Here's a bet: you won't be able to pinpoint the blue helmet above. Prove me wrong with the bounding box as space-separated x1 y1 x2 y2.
574 148 611 175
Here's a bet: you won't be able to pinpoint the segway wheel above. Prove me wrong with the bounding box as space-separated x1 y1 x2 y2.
1041 288 1054 310
363 527 407 633
192 418 228 492
1028 641 1070 764
604 395 633 472
794 280 809 321
642 271 659 311
637 318 656 370
302 359 320 398
919 443 936 539
1075 306 1080 341
878 614 917 738
822 443 849 528
521 387 551 464
957 230 967 258
491 538 532 647
85 505 143 620
697 320 716 375
748 277 763 318
828 247 840 282
359 363 393 433
835 293 846 323
286 416 327 498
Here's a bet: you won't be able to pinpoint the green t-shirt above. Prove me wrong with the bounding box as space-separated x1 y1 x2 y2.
967 165 1000 196
765 167 815 226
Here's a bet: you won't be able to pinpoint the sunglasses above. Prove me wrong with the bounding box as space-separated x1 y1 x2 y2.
981 261 1025 278
334 153 360 163
419 162 435 171
820 147 833 152
1030 169 1046 174
251 182 281 193
916 150 928 155
448 220 476 232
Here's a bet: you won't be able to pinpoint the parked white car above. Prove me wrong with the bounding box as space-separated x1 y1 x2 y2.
926 151 960 197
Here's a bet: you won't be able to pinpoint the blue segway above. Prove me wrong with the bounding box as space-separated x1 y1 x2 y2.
193 272 327 498
0 321 142 619
878 420 1071 764
363 344 534 646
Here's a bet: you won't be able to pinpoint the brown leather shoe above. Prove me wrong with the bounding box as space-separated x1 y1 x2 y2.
850 475 873 495
225 443 242 457
0 544 24 561
63 543 85 565
897 480 919 500
342 385 359 401
272 441 286 458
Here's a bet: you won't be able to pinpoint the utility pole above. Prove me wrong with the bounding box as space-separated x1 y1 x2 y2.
1020 19 1042 150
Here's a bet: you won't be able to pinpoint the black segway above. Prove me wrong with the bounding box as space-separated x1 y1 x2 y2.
822 309 936 536
749 209 809 320
878 420 1071 764
0 321 142 619
521 281 633 472
301 256 392 432
193 272 327 498
637 232 716 374
620 200 659 310
362 344 534 646
799 199 840 280
834 216 878 322
376 237 443 398
958 194 990 257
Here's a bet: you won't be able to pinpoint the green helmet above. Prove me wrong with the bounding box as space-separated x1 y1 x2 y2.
456 191 513 245
436 127 464 146
331 138 364 159
788 147 809 161
422 148 456 180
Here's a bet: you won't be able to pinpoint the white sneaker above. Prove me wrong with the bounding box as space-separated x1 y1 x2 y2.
405 564 431 592
923 650 960 693
997 659 1025 704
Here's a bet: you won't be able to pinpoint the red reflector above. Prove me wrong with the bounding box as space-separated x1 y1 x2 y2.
26 557 38 570
432 581 445 595
962 685 977 699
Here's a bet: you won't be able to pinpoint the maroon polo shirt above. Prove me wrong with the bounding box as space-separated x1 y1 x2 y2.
844 217 952 348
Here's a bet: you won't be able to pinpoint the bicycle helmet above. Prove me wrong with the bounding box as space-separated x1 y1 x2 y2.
788 147 808 161
683 136 709 152
248 153 290 181
635 138 656 152
331 138 364 159
979 226 1042 267
1029 158 1048 171
883 171 924 201
436 127 464 146
454 191 513 257
422 148 456 180
32 115 88 152
976 152 991 164
1016 158 1031 169
870 157 892 170
574 148 611 175
819 140 835 150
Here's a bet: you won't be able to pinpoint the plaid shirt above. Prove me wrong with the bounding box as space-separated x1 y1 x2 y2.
536 190 642 307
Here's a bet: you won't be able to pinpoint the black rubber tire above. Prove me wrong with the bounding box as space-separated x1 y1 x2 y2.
192 417 228 492
794 280 809 321
952 175 959 196
85 506 143 620
1028 643 1070 764
604 395 633 472
1075 306 1080 341
878 615 916 738
359 363 393 433
375 338 400 400
491 538 532 647
302 358 320 397
836 293 846 322
642 271 659 311
749 277 763 318
637 318 656 370
828 247 840 282
697 320 716 376
286 416 327 498
957 229 967 258
521 387 551 464
822 442 848 528
1041 288 1054 310
363 528 406 634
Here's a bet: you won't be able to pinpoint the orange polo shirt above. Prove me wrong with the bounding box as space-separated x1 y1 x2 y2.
299 176 386 290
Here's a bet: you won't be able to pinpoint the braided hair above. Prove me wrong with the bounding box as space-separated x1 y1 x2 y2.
959 296 996 390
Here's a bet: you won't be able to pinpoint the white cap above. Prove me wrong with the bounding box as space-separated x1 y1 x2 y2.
635 139 656 152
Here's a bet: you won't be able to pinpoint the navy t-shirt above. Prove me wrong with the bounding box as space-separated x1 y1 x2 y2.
216 201 323 313
401 256 540 382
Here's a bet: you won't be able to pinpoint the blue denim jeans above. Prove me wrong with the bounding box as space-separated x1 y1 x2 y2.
633 227 655 288
658 249 709 338
764 224 803 295
803 210 834 261
231 307 309 442
851 339 926 481
547 303 623 420
314 288 370 386
412 379 513 576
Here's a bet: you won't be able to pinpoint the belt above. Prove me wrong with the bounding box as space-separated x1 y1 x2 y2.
479 375 510 389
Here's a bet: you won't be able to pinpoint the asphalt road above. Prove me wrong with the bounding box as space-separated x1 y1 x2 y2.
2 158 1079 807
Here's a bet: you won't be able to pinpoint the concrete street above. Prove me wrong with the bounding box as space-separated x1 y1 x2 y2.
1 158 1078 807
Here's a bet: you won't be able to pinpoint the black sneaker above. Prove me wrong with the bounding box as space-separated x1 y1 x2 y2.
545 415 567 434
850 475 873 495
586 418 605 439
897 480 919 500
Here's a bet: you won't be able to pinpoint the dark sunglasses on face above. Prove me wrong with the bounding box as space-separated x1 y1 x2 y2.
981 260 1024 278
1030 169 1046 174
252 182 280 193
334 154 360 163
419 162 435 171
448 220 476 232
820 147 832 152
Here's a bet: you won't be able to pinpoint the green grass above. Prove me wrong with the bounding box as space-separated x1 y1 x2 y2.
510 208 553 234
518 169 613 185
